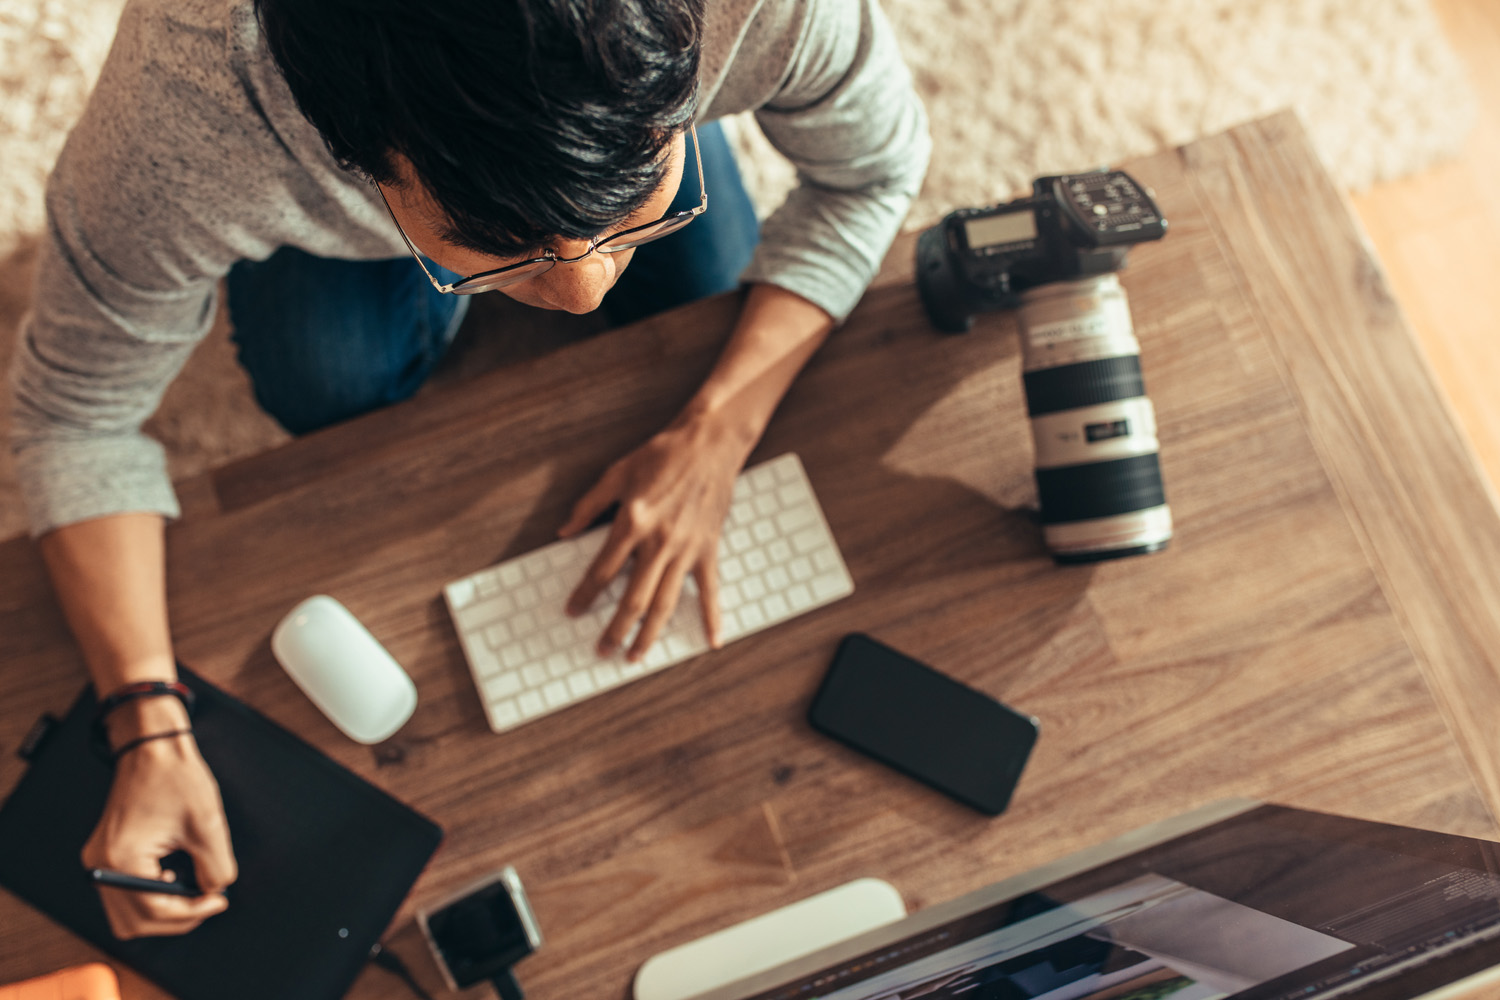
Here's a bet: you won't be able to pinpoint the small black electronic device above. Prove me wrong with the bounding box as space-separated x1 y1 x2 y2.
418 866 542 998
916 169 1167 332
808 634 1039 816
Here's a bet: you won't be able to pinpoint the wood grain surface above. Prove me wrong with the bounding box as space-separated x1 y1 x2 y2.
4 112 1500 999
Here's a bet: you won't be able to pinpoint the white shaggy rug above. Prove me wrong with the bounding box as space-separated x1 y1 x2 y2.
0 0 1480 539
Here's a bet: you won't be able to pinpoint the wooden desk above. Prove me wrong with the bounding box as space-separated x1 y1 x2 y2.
6 112 1500 998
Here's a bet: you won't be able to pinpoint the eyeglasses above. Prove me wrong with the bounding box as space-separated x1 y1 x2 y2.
377 125 707 296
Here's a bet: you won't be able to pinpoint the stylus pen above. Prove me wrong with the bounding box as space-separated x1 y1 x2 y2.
88 867 199 897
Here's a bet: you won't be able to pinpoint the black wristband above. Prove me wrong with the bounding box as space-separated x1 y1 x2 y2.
112 728 195 761
90 681 196 763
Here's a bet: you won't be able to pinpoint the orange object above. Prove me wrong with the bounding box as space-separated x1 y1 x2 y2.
0 964 121 1000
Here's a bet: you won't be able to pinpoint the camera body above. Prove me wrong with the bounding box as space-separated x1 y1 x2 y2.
916 170 1166 333
916 171 1174 563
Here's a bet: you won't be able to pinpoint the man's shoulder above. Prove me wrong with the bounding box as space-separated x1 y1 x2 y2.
702 0 860 117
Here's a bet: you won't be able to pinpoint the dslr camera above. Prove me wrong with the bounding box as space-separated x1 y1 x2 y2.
916 171 1172 562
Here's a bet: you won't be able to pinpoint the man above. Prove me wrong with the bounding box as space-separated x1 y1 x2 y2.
10 0 928 939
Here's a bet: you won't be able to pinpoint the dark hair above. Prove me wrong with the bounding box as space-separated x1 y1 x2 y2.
255 0 702 257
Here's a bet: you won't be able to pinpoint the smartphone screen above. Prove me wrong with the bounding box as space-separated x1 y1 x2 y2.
808 633 1039 815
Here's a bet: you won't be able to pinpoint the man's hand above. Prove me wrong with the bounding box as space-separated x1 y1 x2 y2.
561 411 751 660
81 696 237 939
559 284 835 659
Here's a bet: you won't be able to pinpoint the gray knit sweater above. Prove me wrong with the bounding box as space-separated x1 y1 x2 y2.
9 0 930 536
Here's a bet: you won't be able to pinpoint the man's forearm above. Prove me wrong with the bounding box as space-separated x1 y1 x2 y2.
682 282 835 445
39 512 177 693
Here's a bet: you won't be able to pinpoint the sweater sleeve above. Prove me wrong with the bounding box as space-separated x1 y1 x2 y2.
737 0 931 322
8 194 216 536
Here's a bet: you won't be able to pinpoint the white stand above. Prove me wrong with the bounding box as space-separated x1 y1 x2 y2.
633 878 906 1000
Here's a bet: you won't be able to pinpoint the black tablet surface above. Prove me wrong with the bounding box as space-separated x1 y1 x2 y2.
0 665 442 1000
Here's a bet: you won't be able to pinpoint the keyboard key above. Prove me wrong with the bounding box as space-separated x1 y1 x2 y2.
511 610 538 637
525 636 547 659
750 466 776 491
523 664 548 688
752 521 776 544
722 557 745 582
477 575 501 598
518 691 546 718
766 566 790 591
776 506 816 534
447 579 477 608
728 528 753 553
745 550 769 573
792 527 824 553
463 636 501 678
720 583 743 610
769 539 792 564
542 681 569 707
788 583 813 610
812 573 847 600
457 595 517 632
754 494 778 517
490 700 521 729
741 576 767 601
483 672 523 701
499 564 524 588
778 481 809 505
594 664 621 687
773 457 800 482
500 643 526 669
514 585 540 609
567 672 596 697
764 593 790 620
547 653 571 677
739 604 766 630
521 552 550 578
484 623 512 648
814 547 842 572
731 501 754 525
790 556 814 581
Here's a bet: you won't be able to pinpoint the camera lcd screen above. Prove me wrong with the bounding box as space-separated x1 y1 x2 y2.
964 210 1037 249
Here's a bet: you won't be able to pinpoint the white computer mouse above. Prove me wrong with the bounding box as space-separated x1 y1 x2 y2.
270 595 417 744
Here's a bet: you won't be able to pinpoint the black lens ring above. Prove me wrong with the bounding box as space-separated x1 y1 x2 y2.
1035 453 1166 524
1024 356 1146 416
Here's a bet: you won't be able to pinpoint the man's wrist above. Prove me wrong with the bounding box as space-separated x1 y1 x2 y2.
107 695 192 745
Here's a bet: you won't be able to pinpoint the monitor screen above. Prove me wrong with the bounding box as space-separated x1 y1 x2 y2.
739 806 1500 1000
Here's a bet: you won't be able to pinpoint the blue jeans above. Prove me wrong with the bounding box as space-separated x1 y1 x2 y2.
227 120 760 435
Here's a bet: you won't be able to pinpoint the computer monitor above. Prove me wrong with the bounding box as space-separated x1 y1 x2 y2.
682 801 1500 1000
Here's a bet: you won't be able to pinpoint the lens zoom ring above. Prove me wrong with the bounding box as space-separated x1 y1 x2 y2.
1023 356 1145 416
1035 454 1166 524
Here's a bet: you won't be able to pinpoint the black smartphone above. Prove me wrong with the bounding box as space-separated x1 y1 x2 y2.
808 633 1039 816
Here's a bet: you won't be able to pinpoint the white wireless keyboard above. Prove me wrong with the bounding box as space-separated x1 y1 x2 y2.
445 453 854 732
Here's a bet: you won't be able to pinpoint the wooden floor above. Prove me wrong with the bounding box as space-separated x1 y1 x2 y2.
1350 0 1500 499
